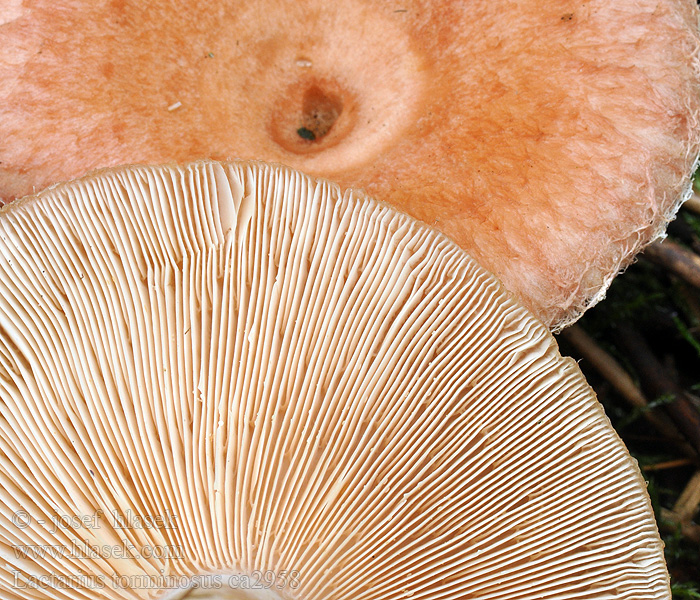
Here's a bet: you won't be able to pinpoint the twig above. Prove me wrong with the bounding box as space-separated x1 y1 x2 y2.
643 458 695 472
560 325 695 456
643 239 700 289
660 508 700 543
673 470 700 522
616 324 700 456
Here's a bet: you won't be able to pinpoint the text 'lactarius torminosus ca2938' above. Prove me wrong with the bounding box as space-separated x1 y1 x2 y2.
0 161 669 599
1 0 699 330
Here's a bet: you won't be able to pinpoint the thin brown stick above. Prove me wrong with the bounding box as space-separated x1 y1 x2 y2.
616 324 700 456
643 458 695 472
560 325 695 456
660 508 700 543
644 239 700 289
673 470 700 522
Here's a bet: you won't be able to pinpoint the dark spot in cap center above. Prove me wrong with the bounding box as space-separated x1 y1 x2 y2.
297 127 316 141
296 86 343 142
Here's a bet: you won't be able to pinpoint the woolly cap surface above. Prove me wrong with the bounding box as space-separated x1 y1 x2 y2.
0 160 669 598
1 0 699 328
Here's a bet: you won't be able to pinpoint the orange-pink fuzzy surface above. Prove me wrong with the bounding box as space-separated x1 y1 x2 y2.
1 0 699 328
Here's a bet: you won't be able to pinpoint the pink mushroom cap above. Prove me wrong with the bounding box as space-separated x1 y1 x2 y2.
1 0 699 328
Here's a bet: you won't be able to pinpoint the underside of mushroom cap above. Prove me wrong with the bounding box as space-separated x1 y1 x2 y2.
0 160 670 598
1 0 699 329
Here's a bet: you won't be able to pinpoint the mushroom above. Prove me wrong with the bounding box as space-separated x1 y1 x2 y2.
1 0 699 330
0 160 671 598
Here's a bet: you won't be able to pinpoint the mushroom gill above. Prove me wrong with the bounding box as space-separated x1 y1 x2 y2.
0 161 669 599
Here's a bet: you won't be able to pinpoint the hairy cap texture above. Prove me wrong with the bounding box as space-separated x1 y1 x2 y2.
1 0 699 328
0 160 670 599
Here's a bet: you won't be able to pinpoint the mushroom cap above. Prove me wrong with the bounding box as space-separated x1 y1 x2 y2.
0 160 670 598
1 0 699 329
